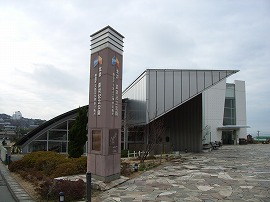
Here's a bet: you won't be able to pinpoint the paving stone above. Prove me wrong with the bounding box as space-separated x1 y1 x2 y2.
197 185 214 191
120 197 135 202
157 195 175 201
159 191 176 196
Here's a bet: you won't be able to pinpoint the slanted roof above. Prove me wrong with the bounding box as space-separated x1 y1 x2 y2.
145 69 238 122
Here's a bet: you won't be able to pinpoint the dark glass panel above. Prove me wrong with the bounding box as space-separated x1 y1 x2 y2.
35 132 47 140
48 141 67 153
29 141 47 152
53 121 67 130
49 131 67 141
224 108 231 118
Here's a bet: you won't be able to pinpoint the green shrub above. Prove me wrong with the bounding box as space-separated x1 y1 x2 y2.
8 160 24 172
71 156 87 174
139 163 146 171
16 169 44 183
51 157 87 178
9 151 87 182
51 162 77 178
33 152 66 170
121 149 128 158
12 151 67 174
138 161 158 171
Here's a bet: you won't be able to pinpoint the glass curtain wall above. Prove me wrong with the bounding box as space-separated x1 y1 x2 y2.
222 83 236 145
223 84 236 125
28 119 75 153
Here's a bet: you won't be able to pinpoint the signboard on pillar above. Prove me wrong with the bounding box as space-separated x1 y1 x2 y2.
87 26 124 182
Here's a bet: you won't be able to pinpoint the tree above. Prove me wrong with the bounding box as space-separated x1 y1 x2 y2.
68 106 88 158
140 115 166 163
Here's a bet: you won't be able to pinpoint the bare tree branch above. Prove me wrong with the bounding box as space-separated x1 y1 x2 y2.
140 113 166 163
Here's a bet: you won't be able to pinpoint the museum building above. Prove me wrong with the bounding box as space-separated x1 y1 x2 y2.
16 68 248 154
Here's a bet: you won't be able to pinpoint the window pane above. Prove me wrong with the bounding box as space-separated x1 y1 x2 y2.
225 99 232 108
136 131 144 142
48 141 67 153
226 84 235 98
224 108 231 118
29 141 47 152
128 132 135 141
223 118 231 125
232 109 235 119
35 132 47 140
49 131 67 141
224 98 235 108
231 99 235 108
53 121 67 130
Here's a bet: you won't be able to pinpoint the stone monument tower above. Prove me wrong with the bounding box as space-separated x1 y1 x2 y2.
87 26 124 182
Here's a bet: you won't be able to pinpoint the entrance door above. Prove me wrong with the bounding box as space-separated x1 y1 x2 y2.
222 131 234 145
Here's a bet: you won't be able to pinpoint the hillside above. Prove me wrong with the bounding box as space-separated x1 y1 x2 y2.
0 113 46 133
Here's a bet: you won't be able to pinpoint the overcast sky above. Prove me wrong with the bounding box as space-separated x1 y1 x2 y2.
0 0 269 136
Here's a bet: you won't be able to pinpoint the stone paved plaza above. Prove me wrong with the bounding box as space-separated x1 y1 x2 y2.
94 145 270 202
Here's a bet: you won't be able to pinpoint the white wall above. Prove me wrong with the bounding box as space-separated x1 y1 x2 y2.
202 79 247 144
202 80 226 143
235 80 247 139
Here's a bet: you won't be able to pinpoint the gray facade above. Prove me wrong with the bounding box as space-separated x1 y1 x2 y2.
123 69 238 152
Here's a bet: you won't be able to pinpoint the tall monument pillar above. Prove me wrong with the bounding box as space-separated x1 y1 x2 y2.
87 26 124 182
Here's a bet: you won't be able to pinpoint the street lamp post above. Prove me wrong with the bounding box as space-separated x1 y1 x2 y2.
86 172 91 202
